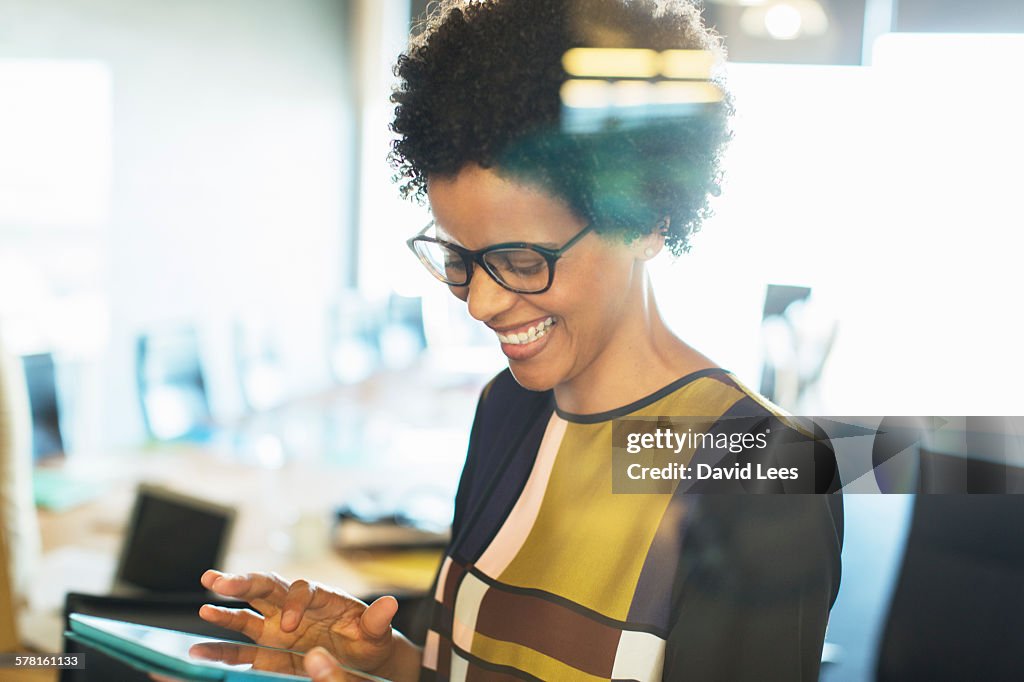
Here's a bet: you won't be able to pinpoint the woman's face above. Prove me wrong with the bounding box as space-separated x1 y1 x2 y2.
427 164 644 392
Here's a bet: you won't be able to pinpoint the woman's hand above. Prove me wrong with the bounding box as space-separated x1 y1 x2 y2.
188 641 306 676
150 644 377 682
198 569 402 678
305 647 379 682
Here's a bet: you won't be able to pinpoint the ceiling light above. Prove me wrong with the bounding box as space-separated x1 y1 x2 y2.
764 4 803 40
740 0 829 40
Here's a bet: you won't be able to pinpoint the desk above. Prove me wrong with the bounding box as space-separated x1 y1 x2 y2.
24 369 486 662
38 448 413 587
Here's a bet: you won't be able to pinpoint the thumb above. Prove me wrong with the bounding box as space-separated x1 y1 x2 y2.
360 595 398 639
304 647 345 682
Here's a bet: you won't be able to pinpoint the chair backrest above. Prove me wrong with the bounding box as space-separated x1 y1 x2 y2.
21 352 64 460
876 494 1024 681
136 326 212 441
0 343 40 651
0 524 16 651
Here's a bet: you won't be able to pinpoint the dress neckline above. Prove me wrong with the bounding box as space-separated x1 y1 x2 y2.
553 367 731 424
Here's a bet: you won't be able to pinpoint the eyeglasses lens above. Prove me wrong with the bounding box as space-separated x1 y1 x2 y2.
482 249 549 292
413 241 551 293
414 241 469 285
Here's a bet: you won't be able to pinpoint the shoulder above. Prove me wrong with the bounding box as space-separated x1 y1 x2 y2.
452 369 554 538
472 368 552 431
700 369 793 421
674 371 840 489
638 367 790 422
672 370 845 572
463 368 554 469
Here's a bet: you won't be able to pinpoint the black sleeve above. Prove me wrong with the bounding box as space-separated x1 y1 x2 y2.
405 376 496 646
449 378 494 541
663 493 843 681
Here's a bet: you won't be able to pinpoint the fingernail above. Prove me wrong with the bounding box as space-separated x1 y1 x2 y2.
305 648 331 677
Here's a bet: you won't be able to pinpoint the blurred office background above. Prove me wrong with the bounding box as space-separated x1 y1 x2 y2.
1 0 1023 680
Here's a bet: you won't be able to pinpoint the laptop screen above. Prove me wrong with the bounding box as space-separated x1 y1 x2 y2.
117 487 233 593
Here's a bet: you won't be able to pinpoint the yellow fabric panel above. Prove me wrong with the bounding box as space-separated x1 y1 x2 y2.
469 631 609 682
498 376 744 620
498 420 670 619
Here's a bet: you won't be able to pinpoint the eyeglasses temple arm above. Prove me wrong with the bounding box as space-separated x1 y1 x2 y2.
552 223 594 256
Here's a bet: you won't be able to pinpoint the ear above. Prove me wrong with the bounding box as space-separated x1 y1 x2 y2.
633 216 670 261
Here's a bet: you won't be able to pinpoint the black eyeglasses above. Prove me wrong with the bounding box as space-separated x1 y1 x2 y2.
406 222 594 294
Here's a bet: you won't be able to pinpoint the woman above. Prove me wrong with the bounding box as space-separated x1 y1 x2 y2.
201 1 842 680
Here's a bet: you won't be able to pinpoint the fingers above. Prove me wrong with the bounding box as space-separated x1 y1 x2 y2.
360 596 398 640
198 604 265 642
304 647 350 682
200 568 222 591
281 579 317 633
189 641 256 666
204 571 290 615
282 580 370 635
191 642 305 676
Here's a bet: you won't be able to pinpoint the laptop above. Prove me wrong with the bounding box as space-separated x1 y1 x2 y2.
112 484 236 595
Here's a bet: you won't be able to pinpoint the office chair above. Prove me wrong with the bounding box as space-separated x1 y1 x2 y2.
0 527 16 652
875 492 1024 681
136 326 214 441
757 284 837 412
233 318 289 413
0 342 41 652
327 291 381 385
21 352 65 460
378 293 428 370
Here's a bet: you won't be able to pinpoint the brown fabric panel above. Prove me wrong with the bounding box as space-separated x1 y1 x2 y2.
443 559 467 608
475 586 622 677
437 635 451 678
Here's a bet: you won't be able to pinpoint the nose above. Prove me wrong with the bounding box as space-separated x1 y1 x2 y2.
464 266 518 323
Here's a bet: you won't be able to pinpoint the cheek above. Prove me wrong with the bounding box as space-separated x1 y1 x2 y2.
552 255 633 332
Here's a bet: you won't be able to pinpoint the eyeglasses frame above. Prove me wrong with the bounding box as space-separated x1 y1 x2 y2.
406 221 594 294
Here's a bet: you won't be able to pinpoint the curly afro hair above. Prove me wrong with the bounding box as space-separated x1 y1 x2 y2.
390 0 733 255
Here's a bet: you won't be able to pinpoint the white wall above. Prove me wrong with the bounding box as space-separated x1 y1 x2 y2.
0 0 356 447
652 48 1024 415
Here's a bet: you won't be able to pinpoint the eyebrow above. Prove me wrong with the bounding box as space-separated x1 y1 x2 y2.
430 222 462 247
433 223 562 251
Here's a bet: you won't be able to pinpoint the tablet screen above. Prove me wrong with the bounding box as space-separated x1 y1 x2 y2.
70 614 389 681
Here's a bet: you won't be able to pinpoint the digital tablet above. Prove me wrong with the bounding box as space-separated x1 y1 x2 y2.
67 613 389 681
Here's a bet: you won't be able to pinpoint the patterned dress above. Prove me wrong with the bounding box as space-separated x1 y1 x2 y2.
420 368 842 681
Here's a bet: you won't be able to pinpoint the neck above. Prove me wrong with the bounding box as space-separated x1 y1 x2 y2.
552 265 716 415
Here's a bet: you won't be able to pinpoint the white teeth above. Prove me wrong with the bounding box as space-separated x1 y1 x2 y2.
496 317 557 345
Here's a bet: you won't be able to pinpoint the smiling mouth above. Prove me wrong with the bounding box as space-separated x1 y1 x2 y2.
495 317 556 345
